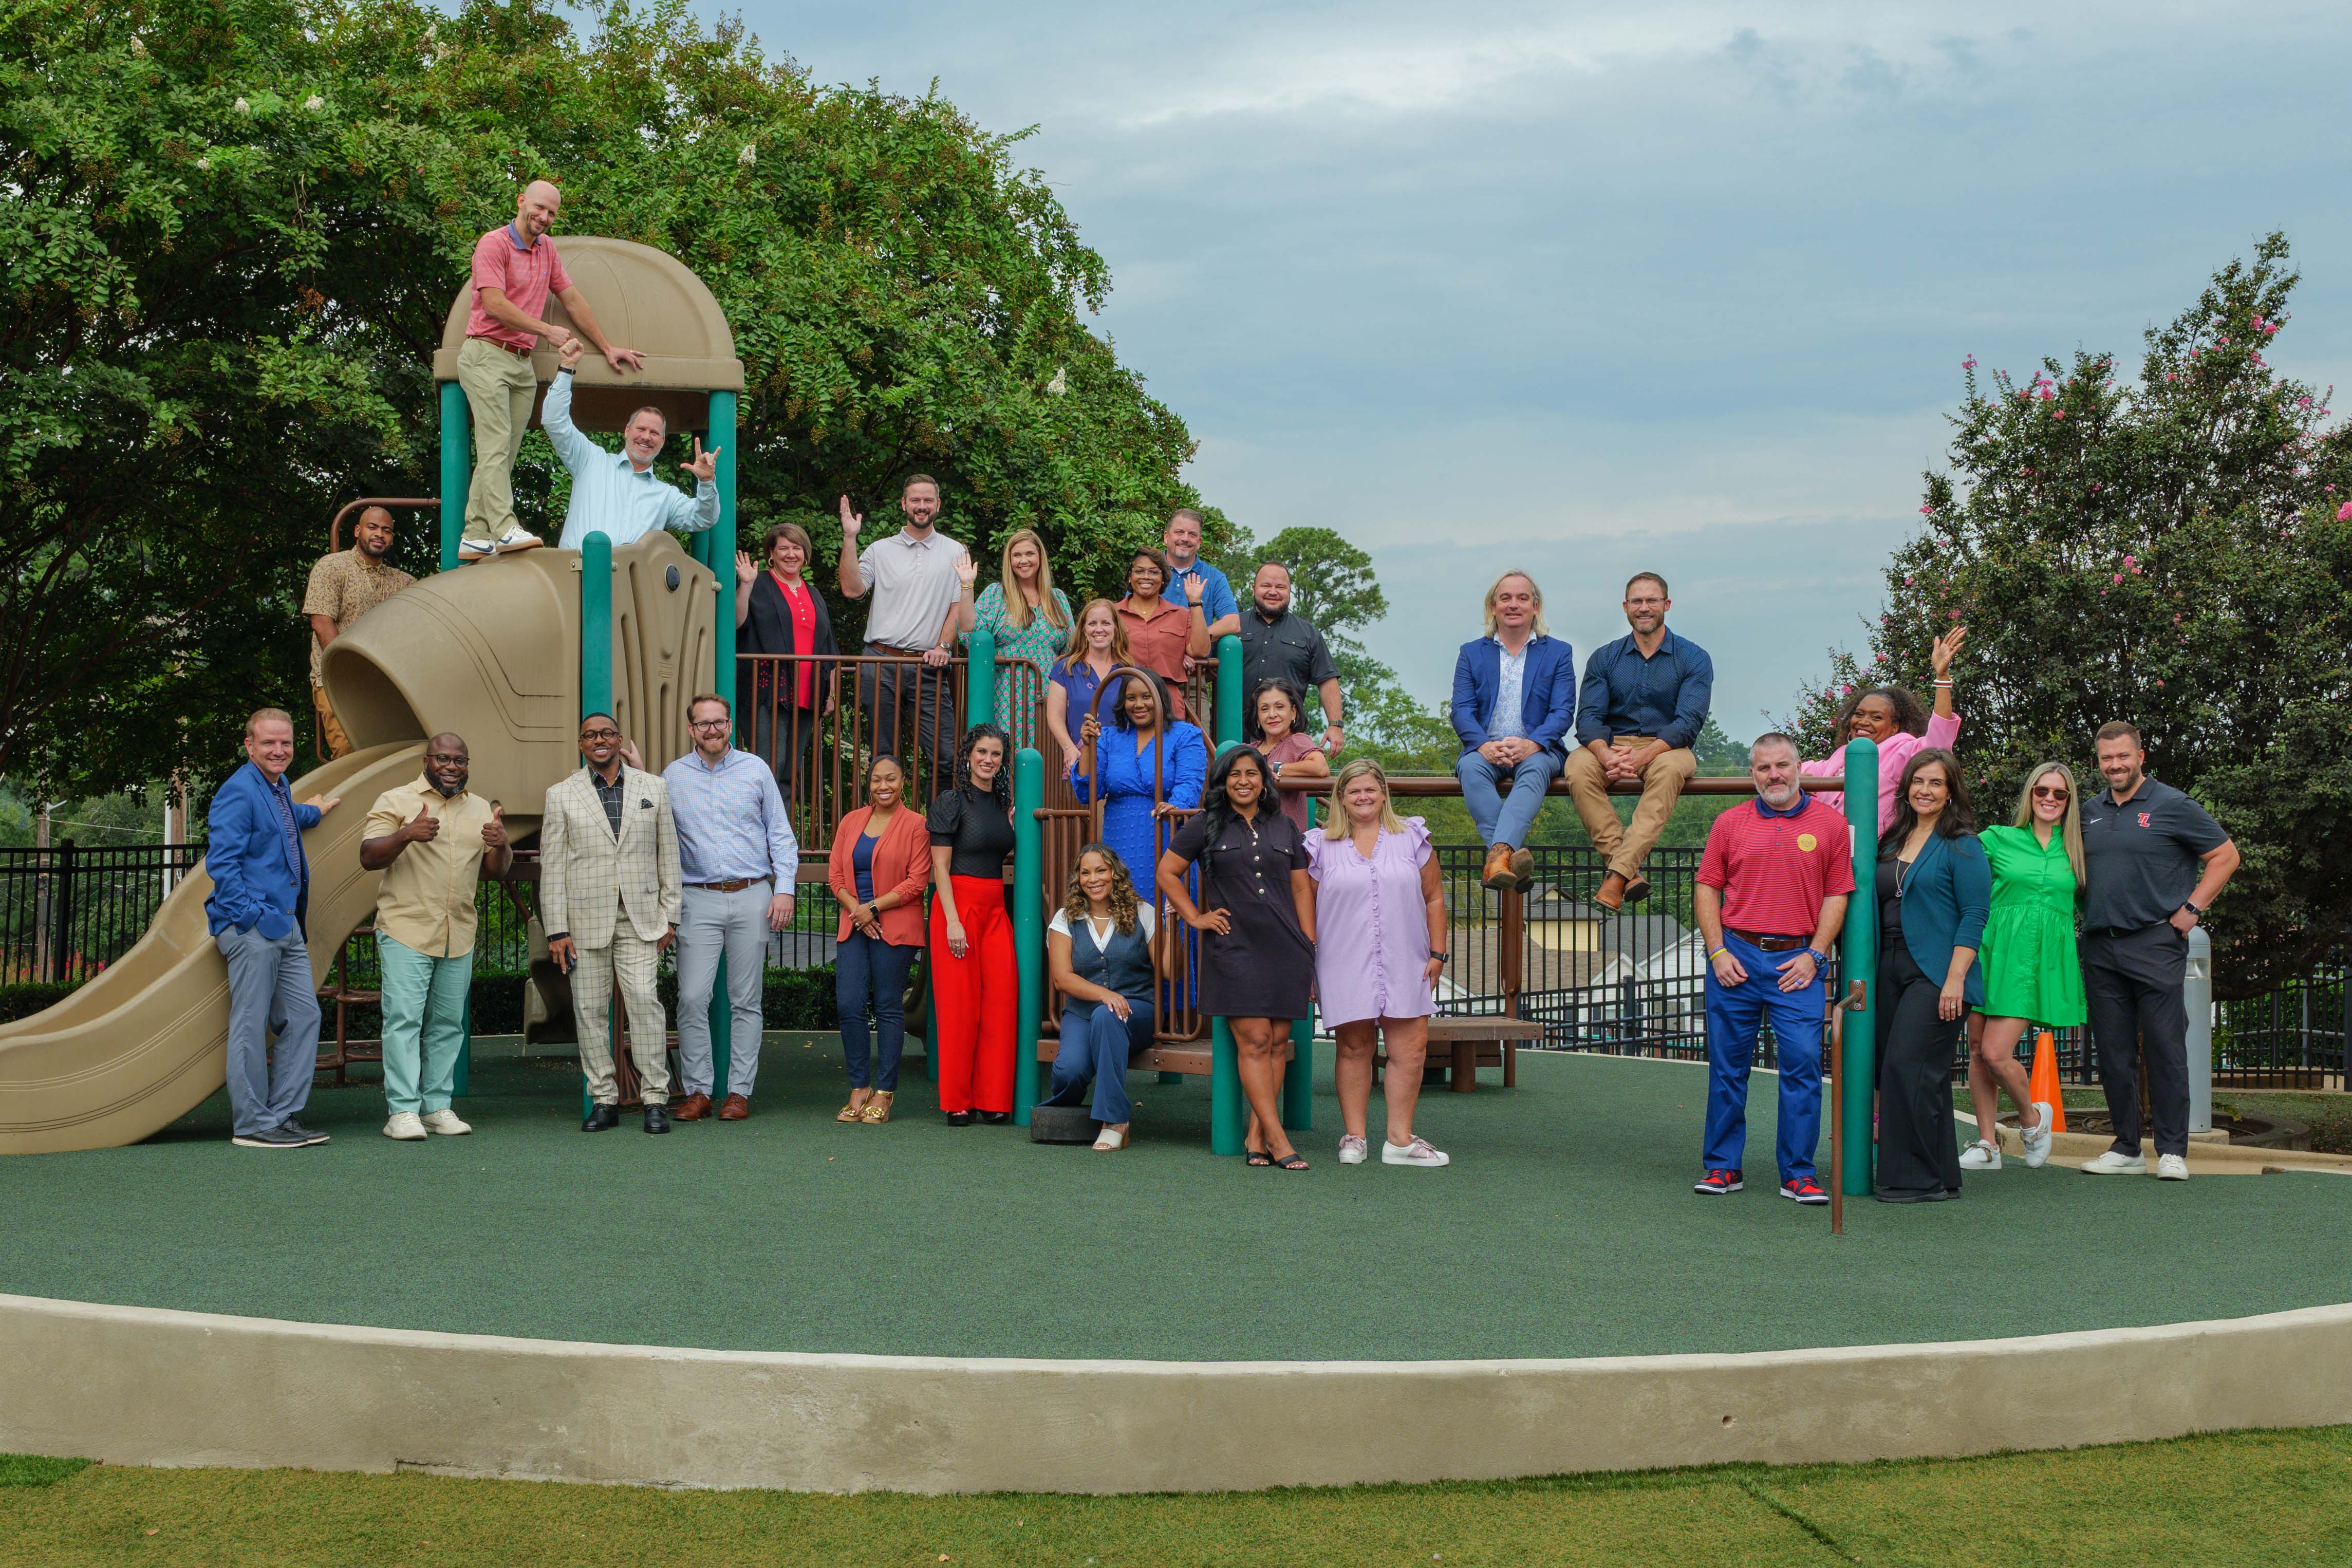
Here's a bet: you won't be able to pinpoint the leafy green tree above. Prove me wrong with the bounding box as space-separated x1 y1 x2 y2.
1785 234 2352 995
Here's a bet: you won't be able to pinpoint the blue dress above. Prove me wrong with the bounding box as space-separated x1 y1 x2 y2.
1070 721 1208 886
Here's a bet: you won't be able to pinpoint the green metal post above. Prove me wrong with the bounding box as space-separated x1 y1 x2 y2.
1012 746 1043 1126
1281 1014 1314 1130
580 531 613 1119
965 629 997 729
438 381 468 572
1838 737 1879 1198
1213 634 1244 748
1210 1016 1244 1155
692 397 742 1098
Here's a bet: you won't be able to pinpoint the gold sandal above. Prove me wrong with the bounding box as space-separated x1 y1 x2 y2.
836 1097 865 1123
858 1091 895 1124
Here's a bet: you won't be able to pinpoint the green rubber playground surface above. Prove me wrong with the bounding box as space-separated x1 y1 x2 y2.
5 1045 2348 1361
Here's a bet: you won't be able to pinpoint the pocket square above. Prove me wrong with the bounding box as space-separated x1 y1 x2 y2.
638 798 653 808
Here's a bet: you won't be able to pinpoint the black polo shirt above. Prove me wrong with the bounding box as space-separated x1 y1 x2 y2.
2080 776 2227 931
1237 607 1338 707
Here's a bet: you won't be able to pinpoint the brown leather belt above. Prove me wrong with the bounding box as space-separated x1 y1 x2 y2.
1730 928 1810 952
467 334 533 358
687 878 766 893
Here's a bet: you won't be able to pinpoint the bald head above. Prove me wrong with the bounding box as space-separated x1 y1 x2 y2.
516 181 562 240
422 732 471 795
353 506 394 558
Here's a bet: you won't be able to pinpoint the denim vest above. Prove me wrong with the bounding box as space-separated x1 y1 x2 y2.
1072 913 1153 1004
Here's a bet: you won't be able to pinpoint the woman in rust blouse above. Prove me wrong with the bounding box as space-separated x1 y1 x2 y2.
827 755 930 1124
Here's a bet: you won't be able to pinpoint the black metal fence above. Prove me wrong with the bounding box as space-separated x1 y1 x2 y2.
1 842 209 983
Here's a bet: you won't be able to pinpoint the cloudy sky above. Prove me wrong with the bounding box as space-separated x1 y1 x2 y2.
731 2 2351 737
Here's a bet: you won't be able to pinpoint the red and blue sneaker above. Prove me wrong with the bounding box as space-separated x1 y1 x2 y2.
1780 1176 1829 1205
1693 1168 1743 1196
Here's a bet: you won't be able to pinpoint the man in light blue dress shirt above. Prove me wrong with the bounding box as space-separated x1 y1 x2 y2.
662 694 798 1119
548 336 720 550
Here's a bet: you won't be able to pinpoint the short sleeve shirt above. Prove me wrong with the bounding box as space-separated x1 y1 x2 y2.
856 528 968 650
465 225 574 349
1238 608 1339 704
1169 808 1311 904
1114 598 1197 720
2080 777 2228 930
926 786 1016 880
364 777 496 957
1697 796 1857 937
303 549 415 686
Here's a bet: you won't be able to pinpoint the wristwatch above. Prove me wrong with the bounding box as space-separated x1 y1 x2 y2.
2180 900 2204 917
1804 947 1831 968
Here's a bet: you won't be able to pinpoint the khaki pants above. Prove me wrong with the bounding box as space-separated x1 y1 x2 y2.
311 686 351 759
1565 737 1696 880
456 335 539 547
573 928 670 1105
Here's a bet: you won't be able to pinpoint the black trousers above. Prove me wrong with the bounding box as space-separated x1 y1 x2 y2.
858 644 957 778
2081 924 2191 1158
1876 942 1965 1198
746 696 818 799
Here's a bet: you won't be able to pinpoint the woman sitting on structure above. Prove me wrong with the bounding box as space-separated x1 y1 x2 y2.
1043 844 1172 1152
1801 626 1966 833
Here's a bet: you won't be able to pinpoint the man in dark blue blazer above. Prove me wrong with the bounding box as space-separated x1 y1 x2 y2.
1449 570 1576 891
206 708 342 1149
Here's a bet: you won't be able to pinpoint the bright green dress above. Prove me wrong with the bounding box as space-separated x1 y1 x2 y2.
964 583 1073 751
1976 825 2087 1025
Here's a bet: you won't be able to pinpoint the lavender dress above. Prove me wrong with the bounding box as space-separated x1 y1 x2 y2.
1304 818 1437 1028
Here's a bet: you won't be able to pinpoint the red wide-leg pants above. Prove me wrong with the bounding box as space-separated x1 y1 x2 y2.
930 876 1016 1114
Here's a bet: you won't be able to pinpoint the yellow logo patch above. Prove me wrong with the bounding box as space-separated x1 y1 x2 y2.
1796 833 1818 853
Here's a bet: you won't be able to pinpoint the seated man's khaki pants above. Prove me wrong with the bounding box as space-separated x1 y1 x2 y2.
1564 737 1697 881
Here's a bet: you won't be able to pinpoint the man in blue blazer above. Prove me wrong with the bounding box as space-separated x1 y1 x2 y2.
1450 571 1576 891
206 708 342 1149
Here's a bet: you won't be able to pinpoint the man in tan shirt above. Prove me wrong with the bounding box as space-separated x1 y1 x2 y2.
360 733 509 1141
305 508 414 757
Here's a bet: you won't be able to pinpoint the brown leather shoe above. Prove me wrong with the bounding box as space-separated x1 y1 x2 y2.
1594 871 1627 911
1480 844 1516 890
1509 848 1535 891
718 1094 750 1121
1623 872 1651 904
672 1092 713 1122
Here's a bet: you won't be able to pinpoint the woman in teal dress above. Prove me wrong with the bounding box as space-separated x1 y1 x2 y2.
954 527 1072 753
1963 761 2085 1171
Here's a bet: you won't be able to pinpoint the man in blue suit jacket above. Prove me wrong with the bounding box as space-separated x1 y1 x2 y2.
206 708 342 1149
1450 570 1576 891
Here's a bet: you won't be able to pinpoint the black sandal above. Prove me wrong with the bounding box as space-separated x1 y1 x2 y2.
1275 1152 1310 1171
1245 1147 1274 1167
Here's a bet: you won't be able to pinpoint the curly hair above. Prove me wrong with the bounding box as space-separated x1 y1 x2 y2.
954 722 1014 808
1830 683 1930 742
1062 841 1144 934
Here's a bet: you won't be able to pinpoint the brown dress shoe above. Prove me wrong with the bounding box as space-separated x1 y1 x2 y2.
1480 844 1516 890
1622 872 1651 904
672 1092 713 1122
718 1094 750 1121
1509 848 1535 891
1594 871 1627 911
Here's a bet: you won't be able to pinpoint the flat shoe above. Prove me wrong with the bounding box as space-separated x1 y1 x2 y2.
1275 1152 1310 1171
1245 1147 1274 1167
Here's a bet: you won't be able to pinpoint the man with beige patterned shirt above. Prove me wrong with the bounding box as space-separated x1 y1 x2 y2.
303 507 413 757
542 713 682 1133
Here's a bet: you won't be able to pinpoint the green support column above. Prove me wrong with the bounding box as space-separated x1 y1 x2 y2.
1838 737 1879 1198
1281 1014 1314 1130
1012 746 1043 1125
438 381 468 572
1210 1016 1244 1155
965 629 997 728
579 531 614 1119
690 398 741 1099
1213 634 1244 748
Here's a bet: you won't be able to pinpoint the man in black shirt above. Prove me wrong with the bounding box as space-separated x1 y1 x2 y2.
1236 563 1343 752
2078 721 2239 1180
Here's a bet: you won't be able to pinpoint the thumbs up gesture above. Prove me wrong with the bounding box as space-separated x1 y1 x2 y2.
404 802 440 843
481 804 508 851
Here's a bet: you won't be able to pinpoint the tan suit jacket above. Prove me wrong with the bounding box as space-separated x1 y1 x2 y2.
539 764 681 948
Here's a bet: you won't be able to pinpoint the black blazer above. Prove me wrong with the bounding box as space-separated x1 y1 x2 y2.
739 571 839 705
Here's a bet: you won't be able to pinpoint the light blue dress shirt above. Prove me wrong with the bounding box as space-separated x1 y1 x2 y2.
544 371 720 550
1488 640 1528 740
661 747 798 885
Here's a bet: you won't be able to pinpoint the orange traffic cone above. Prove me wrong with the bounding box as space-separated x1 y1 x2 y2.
2028 1029 2067 1133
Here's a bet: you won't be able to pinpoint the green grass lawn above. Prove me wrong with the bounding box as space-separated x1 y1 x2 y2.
6 1426 2351 1566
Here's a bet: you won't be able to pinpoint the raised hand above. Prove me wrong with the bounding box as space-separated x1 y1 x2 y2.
1931 625 1967 679
481 805 507 851
684 438 721 484
617 737 643 771
837 495 864 538
405 802 441 843
558 336 586 371
954 554 979 589
735 549 757 586
1181 570 1205 607
604 344 646 373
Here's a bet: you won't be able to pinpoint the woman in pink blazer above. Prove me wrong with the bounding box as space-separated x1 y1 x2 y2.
1802 627 1965 834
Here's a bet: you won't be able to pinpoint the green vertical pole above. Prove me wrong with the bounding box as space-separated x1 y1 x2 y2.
438 381 468 573
693 396 741 1099
965 629 997 728
1210 1016 1244 1155
580 531 613 1119
1213 633 1243 749
1013 746 1043 1126
1838 737 1879 1197
1281 1014 1314 1130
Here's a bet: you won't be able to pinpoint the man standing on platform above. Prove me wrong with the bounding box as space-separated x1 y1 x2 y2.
542 714 681 1134
837 475 969 770
303 507 414 759
1566 572 1713 911
1236 562 1344 753
1449 570 1576 892
663 694 798 1122
1692 734 1852 1206
359 733 509 1142
1163 508 1241 647
547 337 720 549
456 179 645 562
206 710 340 1149
2077 721 2239 1181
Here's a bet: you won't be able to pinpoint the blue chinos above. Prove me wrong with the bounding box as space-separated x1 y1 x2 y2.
1454 750 1562 849
1702 931 1825 1181
1048 999 1157 1124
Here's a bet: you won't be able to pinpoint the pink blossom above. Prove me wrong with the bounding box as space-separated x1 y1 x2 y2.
2265 322 2280 336
2054 409 2066 419
1904 575 1915 586
2123 554 2137 568
2112 573 2123 584
2298 396 2313 406
2166 372 2178 382
1841 684 1853 696
1919 504 1934 514
2155 679 2165 688
2338 501 2352 522
1963 356 1977 369
2190 348 2201 358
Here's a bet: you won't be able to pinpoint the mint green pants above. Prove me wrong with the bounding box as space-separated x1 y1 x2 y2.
378 934 473 1116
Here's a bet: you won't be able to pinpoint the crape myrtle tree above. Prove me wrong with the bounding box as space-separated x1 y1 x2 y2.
1 0 1208 797
1784 235 2352 996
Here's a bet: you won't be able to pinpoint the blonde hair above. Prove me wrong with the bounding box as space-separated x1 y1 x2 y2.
1062 842 1144 934
1481 570 1548 638
1322 757 1409 838
1056 596 1132 673
244 707 294 739
995 528 1069 633
2012 761 2087 887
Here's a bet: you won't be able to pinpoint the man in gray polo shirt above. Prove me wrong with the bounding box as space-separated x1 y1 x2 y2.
2078 720 2239 1181
837 474 970 773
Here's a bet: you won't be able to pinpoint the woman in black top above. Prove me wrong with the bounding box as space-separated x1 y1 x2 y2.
1158 745 1317 1168
928 723 1019 1125
735 521 839 801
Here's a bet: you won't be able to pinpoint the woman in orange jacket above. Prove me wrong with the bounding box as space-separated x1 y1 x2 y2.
828 755 932 1124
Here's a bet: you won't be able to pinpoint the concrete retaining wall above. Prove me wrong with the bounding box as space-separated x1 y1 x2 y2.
4 1292 2348 1493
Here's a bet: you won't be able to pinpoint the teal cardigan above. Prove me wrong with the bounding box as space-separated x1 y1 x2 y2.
1888 830 1991 1006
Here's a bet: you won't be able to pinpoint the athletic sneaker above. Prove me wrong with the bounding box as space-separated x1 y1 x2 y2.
1780 1177 1830 1205
231 1124 312 1149
382 1112 427 1142
1958 1140 2001 1170
457 537 497 562
1693 1169 1743 1196
2156 1153 2191 1181
280 1118 330 1146
421 1109 472 1136
2020 1102 2055 1168
2080 1149 2147 1175
493 526 543 553
1337 1134 1368 1165
1381 1135 1450 1167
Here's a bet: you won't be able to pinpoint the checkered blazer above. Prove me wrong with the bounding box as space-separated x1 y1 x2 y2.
539 764 682 947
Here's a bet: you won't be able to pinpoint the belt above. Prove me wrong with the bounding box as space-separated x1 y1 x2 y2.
466 334 533 358
1729 928 1810 952
2084 921 2168 940
864 641 936 657
687 878 767 893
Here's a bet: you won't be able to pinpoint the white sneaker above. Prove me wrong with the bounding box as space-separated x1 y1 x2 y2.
381 1111 427 1141
1338 1134 1368 1165
456 537 497 562
2156 1153 2191 1181
1958 1140 2001 1170
1382 1135 1450 1167
2021 1103 2055 1168
493 526 544 553
421 1109 472 1136
2080 1149 2147 1175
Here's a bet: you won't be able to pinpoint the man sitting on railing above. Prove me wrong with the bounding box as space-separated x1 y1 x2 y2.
548 337 720 550
304 507 413 759
1566 571 1713 912
837 475 970 772
1449 570 1575 894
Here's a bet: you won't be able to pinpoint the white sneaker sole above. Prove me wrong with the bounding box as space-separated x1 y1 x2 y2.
1381 1146 1449 1167
382 1126 427 1142
495 537 544 553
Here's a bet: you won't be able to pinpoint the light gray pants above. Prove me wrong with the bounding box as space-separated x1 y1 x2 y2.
677 882 769 1098
217 924 320 1137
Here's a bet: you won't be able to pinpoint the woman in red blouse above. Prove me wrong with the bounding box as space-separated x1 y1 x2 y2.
736 522 839 808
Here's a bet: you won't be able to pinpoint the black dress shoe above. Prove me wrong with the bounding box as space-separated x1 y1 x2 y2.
643 1105 671 1134
945 1111 973 1127
581 1104 621 1132
976 1110 1012 1125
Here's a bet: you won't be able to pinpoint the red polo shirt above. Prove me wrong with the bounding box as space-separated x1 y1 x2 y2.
1697 795 1855 937
466 224 574 349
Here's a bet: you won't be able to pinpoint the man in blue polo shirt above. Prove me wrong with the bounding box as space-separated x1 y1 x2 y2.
1162 509 1240 645
1567 571 1714 911
2077 721 2238 1181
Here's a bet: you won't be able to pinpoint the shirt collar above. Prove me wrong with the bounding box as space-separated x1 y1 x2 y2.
1250 604 1290 626
505 222 538 251
412 774 471 802
589 763 627 789
1489 634 1534 657
1752 792 1808 820
684 748 744 774
891 527 941 549
2104 775 2155 806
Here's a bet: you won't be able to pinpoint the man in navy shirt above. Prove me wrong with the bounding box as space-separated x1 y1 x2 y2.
1566 573 1714 910
2077 721 2239 1181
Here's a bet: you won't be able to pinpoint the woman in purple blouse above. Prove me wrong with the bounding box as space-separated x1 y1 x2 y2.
1305 758 1451 1168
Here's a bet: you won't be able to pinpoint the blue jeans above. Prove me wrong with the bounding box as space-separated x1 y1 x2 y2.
217 924 320 1137
837 931 917 1091
1047 998 1156 1124
377 935 472 1116
1702 931 1826 1182
1455 748 1562 848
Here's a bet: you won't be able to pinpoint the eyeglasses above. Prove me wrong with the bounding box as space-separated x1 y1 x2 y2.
580 727 621 741
689 719 731 732
2031 786 2070 801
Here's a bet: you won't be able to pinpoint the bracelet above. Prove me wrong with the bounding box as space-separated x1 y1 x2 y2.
1707 947 1728 962
1933 679 1953 687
